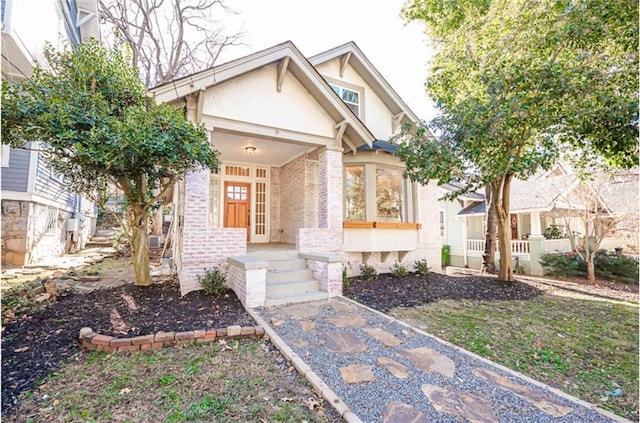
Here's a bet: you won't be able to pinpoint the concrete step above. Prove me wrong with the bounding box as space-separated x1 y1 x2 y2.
268 258 307 272
89 236 113 243
85 240 112 248
266 268 312 284
266 279 320 297
245 249 299 260
265 291 328 307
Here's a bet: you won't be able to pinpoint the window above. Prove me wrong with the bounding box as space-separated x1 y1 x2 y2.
345 166 365 221
330 84 360 117
439 209 446 237
209 177 220 227
344 164 409 223
44 207 59 235
376 167 404 222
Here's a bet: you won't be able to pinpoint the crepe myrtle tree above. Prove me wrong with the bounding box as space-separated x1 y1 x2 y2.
1 41 218 286
397 0 638 281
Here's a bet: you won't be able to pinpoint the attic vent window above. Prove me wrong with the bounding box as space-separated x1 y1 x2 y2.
330 84 360 117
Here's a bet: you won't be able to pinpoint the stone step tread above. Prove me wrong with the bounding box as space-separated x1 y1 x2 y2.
267 259 308 272
266 278 319 287
266 269 313 283
264 291 327 307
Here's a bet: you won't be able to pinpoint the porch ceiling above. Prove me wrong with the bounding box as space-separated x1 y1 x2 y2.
212 130 316 167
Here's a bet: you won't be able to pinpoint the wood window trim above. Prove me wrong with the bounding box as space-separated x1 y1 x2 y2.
343 221 421 230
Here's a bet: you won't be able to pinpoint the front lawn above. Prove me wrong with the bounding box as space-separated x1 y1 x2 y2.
6 339 336 422
391 295 639 421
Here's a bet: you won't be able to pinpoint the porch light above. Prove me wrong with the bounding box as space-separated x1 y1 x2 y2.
244 146 257 154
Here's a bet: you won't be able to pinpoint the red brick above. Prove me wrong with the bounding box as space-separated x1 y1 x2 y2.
110 338 132 347
175 331 194 341
82 341 96 350
193 330 205 339
204 330 217 339
96 345 116 353
196 338 217 344
255 326 265 337
131 334 155 346
92 334 114 346
154 332 175 342
240 326 255 336
151 342 163 349
140 343 153 351
177 340 194 346
118 345 141 352
163 341 177 347
216 328 227 337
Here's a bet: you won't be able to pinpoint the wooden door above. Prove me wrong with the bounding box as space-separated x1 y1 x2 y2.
510 214 518 240
224 182 251 241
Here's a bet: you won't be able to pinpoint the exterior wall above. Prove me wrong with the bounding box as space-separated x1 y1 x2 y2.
296 228 342 254
34 154 75 208
315 59 395 139
269 166 281 242
202 64 335 138
278 156 319 244
467 215 484 239
27 203 70 263
440 199 465 257
1 147 29 192
2 200 30 265
415 181 442 270
179 169 246 295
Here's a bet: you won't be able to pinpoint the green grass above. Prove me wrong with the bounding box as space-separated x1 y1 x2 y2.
393 295 639 421
7 339 334 422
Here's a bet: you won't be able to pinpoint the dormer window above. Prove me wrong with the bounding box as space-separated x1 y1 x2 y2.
330 84 360 117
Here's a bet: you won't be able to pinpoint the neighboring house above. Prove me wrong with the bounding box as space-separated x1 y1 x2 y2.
440 166 639 275
1 0 100 265
149 41 442 306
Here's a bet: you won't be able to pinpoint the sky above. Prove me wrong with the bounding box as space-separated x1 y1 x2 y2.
221 0 439 122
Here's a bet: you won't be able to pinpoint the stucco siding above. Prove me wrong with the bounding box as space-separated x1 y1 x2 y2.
202 64 335 138
1 147 29 192
315 58 394 140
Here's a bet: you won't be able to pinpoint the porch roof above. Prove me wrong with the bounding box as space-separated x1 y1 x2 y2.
458 201 485 216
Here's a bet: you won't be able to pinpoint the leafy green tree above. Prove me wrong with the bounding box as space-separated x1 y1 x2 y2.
2 41 218 286
398 0 638 281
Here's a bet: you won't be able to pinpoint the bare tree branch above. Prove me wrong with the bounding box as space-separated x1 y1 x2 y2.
99 0 245 87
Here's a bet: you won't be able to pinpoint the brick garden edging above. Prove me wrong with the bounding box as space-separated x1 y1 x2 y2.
78 325 265 353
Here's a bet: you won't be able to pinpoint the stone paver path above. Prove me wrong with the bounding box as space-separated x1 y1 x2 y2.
255 298 627 423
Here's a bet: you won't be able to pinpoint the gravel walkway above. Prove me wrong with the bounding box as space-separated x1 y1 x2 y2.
255 298 628 423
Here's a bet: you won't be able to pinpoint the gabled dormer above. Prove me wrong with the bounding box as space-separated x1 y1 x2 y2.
309 42 421 141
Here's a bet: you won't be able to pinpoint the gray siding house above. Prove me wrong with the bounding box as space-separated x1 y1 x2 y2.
1 0 100 265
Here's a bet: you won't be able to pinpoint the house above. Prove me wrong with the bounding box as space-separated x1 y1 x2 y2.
149 41 442 307
440 166 639 275
1 0 100 265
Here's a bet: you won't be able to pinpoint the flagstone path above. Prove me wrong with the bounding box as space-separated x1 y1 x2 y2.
253 298 628 423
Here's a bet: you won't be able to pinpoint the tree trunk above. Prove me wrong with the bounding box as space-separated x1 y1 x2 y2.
496 175 514 281
151 207 163 235
481 184 497 273
131 205 152 286
586 257 596 283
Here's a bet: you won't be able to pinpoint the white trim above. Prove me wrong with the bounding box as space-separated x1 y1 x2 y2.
1 145 10 167
210 161 271 243
1 191 74 212
2 0 14 34
26 141 39 192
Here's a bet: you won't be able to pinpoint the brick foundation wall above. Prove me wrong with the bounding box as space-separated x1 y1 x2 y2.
179 170 246 296
1 200 78 265
227 260 267 308
306 259 343 297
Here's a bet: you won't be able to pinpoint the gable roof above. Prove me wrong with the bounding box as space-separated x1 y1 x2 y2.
148 41 375 148
309 42 422 126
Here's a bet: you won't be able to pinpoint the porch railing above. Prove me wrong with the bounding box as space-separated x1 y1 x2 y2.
467 239 530 255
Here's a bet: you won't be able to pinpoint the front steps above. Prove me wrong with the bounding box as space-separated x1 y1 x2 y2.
252 251 326 307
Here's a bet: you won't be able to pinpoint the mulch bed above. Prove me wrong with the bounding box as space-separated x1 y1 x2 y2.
1 279 253 416
344 272 544 313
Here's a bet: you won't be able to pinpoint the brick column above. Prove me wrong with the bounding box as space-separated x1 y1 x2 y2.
319 148 343 229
